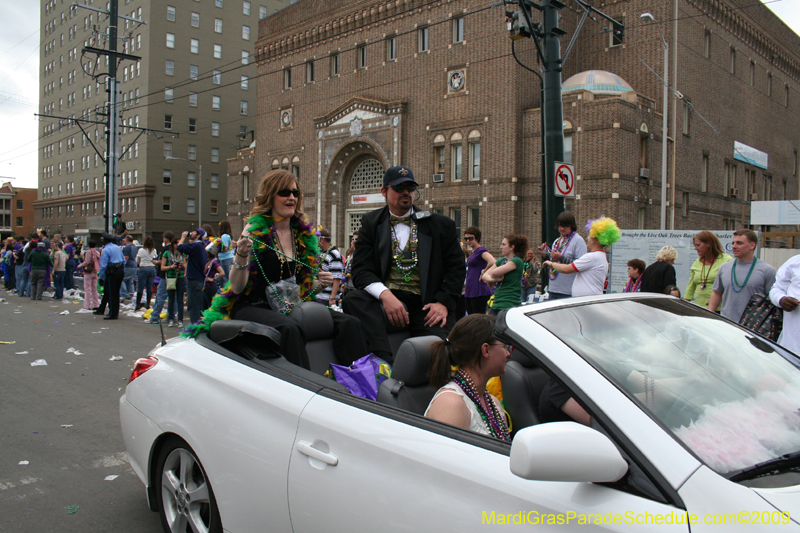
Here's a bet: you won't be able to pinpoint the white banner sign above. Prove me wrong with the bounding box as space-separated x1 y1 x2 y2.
750 200 800 225
608 230 736 295
733 141 768 170
351 193 384 205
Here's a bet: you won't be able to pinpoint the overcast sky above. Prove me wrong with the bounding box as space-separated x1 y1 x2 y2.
0 1 798 190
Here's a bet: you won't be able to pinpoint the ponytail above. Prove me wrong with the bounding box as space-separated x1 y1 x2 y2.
428 314 496 388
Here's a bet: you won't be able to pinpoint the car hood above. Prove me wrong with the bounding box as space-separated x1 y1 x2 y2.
753 485 800 520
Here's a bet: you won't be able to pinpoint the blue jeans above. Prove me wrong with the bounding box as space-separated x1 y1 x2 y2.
547 291 571 300
150 277 168 321
219 257 233 281
136 267 156 308
186 278 204 324
120 266 136 297
53 271 65 299
64 259 75 290
17 266 29 297
522 286 538 303
167 277 186 322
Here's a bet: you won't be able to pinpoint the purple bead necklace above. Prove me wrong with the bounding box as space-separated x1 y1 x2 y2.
452 369 510 442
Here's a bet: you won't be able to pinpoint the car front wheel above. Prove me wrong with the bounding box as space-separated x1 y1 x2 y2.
155 438 222 533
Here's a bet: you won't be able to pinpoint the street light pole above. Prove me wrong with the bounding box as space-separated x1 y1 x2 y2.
642 13 669 231
165 157 202 228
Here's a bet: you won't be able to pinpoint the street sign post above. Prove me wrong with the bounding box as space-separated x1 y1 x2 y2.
554 162 575 198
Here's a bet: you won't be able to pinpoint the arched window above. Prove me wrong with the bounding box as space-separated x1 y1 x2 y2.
350 159 385 191
468 130 481 181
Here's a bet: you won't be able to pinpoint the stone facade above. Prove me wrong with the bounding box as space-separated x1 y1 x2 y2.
234 0 800 254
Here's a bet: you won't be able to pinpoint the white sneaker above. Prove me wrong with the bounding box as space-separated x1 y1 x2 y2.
167 320 175 327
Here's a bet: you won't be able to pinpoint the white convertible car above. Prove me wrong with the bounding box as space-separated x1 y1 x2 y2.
121 294 800 532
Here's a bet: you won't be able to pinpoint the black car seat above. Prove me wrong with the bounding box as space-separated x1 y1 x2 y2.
288 302 337 375
501 353 551 433
377 335 439 415
207 320 282 360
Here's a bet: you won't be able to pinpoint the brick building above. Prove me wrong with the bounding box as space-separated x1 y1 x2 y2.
228 0 800 252
0 183 38 239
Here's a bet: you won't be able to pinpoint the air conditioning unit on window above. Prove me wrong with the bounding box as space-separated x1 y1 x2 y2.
730 188 739 198
432 174 444 183
750 193 758 201
639 168 650 179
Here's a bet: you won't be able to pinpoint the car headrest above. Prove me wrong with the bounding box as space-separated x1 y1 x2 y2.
509 348 537 368
208 320 281 353
289 302 334 341
391 335 439 387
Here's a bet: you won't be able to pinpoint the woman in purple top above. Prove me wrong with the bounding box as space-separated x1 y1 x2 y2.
463 226 496 315
202 249 225 311
63 235 76 290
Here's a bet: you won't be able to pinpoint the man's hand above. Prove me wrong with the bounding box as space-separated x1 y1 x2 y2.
780 296 800 312
179 231 189 244
550 250 563 261
380 290 409 327
318 270 333 288
423 302 448 328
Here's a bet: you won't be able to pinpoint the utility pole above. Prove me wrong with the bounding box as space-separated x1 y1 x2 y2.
507 0 623 247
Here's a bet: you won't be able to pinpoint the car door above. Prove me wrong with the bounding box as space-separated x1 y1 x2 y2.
288 391 689 532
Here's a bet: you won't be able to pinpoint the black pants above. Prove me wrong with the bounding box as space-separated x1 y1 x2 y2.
232 305 371 370
98 266 125 317
342 289 454 361
465 295 491 315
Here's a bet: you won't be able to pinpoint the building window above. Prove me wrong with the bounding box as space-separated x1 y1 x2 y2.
215 18 222 33
703 30 710 58
243 173 250 199
191 12 200 27
435 145 445 173
16 199 22 209
259 5 267 19
749 60 755 86
188 118 197 133
213 70 221 84
163 197 171 212
330 54 339 76
166 33 175 48
163 142 173 158
241 50 249 65
165 60 174 75
188 144 197 160
786 84 790 107
305 61 314 83
450 207 462 236
189 92 198 106
451 144 463 181
729 47 736 74
165 88 173 102
767 73 772 97
350 159 385 191
453 17 464 43
682 103 690 136
164 114 172 129
16 217 22 226
191 38 199 54
187 198 196 214
724 162 736 196
419 26 429 52
682 192 690 217
211 121 220 136
214 44 222 59
701 153 709 192
357 45 366 69
242 26 250 40
284 68 291 89
468 140 480 180
764 175 772 201
163 170 172 184
190 64 198 80
212 95 220 110
188 171 196 187
211 174 219 189
215 0 222 6
468 207 479 228
211 148 219 163
241 76 248 89
609 16 624 46
166 5 176 21
210 199 219 215
243 1 250 15
240 100 248 115
386 37 396 61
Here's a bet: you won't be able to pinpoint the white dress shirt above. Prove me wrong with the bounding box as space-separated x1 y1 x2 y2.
366 207 415 299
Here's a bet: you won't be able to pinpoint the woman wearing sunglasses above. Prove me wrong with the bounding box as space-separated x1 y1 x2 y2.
183 169 371 370
463 226 495 315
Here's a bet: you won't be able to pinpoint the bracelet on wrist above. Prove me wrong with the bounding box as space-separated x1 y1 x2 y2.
236 251 249 258
233 261 249 270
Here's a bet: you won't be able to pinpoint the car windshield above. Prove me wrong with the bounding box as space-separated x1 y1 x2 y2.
530 298 800 476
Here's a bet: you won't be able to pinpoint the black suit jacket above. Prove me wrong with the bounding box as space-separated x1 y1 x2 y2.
351 206 465 311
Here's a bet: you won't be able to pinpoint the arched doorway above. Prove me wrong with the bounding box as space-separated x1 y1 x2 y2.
346 158 385 240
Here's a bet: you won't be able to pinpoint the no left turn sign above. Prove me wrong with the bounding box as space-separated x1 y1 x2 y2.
554 162 575 198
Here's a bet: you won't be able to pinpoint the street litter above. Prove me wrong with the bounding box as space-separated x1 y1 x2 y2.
15 351 29 355
0 298 6 302
60 310 70 315
65 362 71 365
109 356 123 361
19 461 29 465
30 359 47 366
92 331 102 334
61 424 73 428
0 341 16 344
75 308 93 314
54 321 61 324
66 348 83 356
64 505 79 515
101 327 108 330
104 475 118 481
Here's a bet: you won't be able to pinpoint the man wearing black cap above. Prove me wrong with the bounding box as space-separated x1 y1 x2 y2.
95 232 126 319
343 166 465 361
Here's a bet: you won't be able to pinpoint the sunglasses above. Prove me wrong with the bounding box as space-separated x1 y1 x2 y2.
391 183 417 193
276 188 300 198
464 236 475 241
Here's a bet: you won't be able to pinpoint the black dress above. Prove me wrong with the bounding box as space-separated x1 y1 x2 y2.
231 246 370 369
639 261 677 294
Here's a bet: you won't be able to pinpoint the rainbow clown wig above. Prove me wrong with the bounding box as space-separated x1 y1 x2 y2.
584 216 621 247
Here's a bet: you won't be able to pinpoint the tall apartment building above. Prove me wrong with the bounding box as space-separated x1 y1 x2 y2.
35 0 293 241
231 0 799 252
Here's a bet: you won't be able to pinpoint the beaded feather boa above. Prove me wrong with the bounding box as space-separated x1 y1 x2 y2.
182 213 319 338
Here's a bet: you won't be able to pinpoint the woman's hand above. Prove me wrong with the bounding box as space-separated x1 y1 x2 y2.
236 236 252 257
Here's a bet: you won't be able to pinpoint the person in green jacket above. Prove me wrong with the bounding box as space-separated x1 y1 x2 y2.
482 233 528 315
30 242 54 300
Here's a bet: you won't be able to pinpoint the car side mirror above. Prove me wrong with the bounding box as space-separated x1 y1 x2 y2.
510 422 628 483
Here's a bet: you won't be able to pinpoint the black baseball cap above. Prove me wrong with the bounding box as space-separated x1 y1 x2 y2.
101 232 115 243
383 166 417 188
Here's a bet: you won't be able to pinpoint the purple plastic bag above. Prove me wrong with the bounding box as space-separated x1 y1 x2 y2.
329 354 390 401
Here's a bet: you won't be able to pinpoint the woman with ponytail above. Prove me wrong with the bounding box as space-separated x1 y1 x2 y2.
425 314 510 441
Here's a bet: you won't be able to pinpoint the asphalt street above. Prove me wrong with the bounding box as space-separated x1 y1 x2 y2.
0 286 174 532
